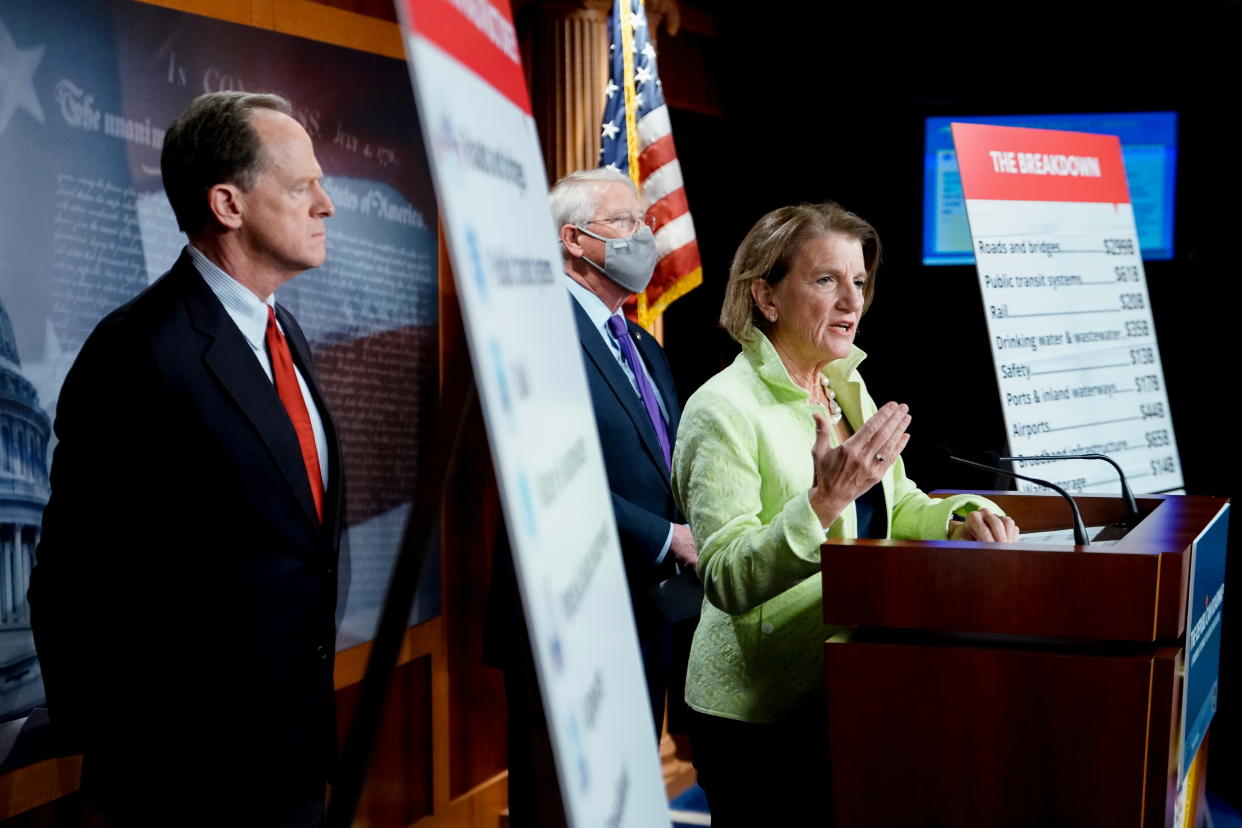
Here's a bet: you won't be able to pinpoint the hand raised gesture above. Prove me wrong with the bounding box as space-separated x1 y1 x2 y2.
808 402 910 527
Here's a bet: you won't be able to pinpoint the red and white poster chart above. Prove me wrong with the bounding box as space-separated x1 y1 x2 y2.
394 1 671 826
952 123 1182 495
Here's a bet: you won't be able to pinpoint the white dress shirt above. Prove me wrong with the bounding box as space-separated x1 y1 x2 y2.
189 245 330 490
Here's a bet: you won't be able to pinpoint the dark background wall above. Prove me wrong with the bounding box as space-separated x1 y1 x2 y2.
658 0 1242 802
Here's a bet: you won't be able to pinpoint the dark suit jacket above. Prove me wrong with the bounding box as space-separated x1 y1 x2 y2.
484 294 683 726
569 298 682 724
28 250 343 823
483 291 685 828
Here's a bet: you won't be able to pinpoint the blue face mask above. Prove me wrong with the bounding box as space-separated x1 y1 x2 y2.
575 224 659 294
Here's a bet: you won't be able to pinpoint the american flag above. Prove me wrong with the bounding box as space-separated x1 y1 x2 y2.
600 0 702 330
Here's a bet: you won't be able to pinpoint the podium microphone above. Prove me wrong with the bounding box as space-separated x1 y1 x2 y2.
993 452 1139 526
934 446 1090 546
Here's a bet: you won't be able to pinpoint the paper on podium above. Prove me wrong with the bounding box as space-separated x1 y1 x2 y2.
1017 526 1121 547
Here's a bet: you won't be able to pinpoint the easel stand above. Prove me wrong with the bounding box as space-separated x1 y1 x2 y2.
328 380 477 828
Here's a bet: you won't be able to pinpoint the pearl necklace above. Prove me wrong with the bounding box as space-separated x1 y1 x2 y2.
818 375 843 425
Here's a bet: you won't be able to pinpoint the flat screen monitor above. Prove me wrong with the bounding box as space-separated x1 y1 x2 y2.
923 112 1178 266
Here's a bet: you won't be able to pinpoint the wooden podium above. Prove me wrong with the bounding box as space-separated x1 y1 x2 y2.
820 492 1227 828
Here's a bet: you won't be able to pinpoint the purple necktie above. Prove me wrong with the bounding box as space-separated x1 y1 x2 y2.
606 314 671 468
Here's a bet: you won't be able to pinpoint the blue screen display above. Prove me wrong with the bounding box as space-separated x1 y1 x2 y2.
923 112 1178 265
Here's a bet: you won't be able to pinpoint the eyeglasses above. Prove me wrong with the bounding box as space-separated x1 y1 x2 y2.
582 214 657 233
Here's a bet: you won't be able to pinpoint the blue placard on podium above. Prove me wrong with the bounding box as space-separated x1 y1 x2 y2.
1181 503 1228 783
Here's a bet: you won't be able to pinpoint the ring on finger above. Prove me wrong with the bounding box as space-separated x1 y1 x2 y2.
874 453 885 463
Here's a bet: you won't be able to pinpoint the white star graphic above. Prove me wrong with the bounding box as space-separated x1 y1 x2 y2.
604 163 621 172
601 120 620 140
0 18 46 136
604 79 619 99
642 42 657 61
633 90 644 108
630 11 646 29
635 65 653 85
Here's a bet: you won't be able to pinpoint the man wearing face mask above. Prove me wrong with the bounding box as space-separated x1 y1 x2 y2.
483 169 697 826
550 168 698 733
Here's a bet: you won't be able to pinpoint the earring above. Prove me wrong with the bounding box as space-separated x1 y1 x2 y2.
768 314 776 322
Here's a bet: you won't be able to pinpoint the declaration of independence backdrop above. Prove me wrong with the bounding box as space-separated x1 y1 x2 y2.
0 0 439 728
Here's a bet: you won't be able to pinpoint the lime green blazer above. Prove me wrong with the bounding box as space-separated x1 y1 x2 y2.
672 332 1000 722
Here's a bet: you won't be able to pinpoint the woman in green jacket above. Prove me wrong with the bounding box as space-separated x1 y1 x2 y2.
672 202 1018 826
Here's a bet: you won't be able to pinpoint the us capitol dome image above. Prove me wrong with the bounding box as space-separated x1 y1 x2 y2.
0 297 50 722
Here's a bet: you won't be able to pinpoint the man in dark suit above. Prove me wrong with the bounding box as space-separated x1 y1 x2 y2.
488 168 697 828
28 91 342 826
550 168 698 730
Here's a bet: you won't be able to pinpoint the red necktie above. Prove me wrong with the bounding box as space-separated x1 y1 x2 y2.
266 306 324 521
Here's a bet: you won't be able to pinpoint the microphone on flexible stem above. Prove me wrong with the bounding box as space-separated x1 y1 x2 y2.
934 446 1090 546
993 452 1139 526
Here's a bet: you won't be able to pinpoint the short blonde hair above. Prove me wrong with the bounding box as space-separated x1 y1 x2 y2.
720 202 881 344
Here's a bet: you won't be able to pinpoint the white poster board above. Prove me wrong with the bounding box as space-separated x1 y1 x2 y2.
394 1 670 826
952 123 1182 495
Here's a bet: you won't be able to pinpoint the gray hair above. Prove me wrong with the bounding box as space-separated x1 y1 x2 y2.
161 91 294 236
548 168 641 232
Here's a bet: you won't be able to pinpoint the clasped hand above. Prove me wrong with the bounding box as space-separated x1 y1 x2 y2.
947 508 1018 542
808 401 910 527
